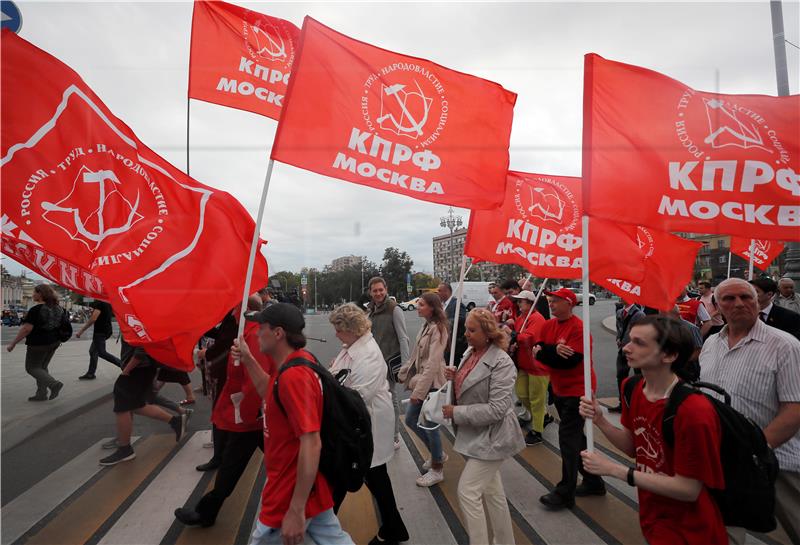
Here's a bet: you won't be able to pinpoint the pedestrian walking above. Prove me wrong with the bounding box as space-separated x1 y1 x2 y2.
367 277 411 450
398 292 448 487
75 299 122 379
579 316 727 545
6 284 65 401
510 290 548 445
329 303 409 545
699 278 800 544
442 308 525 545
233 303 354 545
533 288 605 510
438 282 467 366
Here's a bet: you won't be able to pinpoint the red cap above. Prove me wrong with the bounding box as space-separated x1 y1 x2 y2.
544 288 577 306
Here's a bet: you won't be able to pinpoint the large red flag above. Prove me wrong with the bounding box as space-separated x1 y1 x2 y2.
464 171 647 281
594 228 703 311
271 17 517 209
1 31 268 370
188 0 300 120
730 237 785 271
583 54 800 241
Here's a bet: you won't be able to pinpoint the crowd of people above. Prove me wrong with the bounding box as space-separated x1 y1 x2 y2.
5 273 800 545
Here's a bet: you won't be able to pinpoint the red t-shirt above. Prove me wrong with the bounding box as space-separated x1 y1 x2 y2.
493 296 517 324
537 315 596 397
514 312 547 375
621 379 726 545
259 349 333 527
676 298 702 325
212 322 275 432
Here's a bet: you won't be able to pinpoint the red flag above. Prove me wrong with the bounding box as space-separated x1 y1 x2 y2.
271 17 517 209
730 237 785 271
464 171 646 281
1 31 268 370
594 228 703 311
188 0 300 120
583 54 800 241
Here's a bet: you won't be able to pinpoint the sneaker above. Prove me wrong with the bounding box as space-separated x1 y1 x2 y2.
99 445 135 466
543 414 555 427
28 394 48 402
422 452 449 470
78 374 96 380
525 431 543 446
170 413 188 442
102 438 119 450
49 381 64 400
415 469 444 487
393 438 401 450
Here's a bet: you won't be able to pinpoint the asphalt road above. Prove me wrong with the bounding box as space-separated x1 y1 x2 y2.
1 301 618 504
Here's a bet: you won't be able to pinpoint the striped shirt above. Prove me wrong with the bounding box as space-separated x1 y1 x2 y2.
699 319 800 471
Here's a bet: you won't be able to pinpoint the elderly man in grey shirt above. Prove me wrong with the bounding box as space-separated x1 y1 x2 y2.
367 276 410 449
776 277 800 315
699 278 800 544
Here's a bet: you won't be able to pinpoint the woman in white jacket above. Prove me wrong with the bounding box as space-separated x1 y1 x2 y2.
329 303 409 545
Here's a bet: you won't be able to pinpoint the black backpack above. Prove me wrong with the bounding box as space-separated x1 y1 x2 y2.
273 356 374 493
57 307 72 342
623 376 779 533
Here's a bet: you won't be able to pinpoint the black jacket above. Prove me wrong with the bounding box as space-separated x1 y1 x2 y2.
765 304 800 340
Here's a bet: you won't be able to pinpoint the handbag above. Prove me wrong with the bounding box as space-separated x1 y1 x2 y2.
417 381 452 431
386 352 402 381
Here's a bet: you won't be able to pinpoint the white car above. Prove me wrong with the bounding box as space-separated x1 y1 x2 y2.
399 297 420 311
567 288 596 305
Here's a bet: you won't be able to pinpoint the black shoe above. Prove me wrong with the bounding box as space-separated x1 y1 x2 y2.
368 536 400 545
524 431 543 446
79 374 96 380
99 445 135 466
518 417 531 429
49 381 63 400
575 482 607 497
195 459 220 472
607 404 623 413
174 507 214 527
539 492 575 510
170 413 187 442
543 414 555 427
28 394 48 402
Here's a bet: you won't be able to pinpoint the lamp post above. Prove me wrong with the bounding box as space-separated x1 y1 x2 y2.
440 207 463 282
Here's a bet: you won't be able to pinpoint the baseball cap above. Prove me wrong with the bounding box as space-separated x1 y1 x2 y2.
244 302 305 334
511 290 537 302
544 288 577 306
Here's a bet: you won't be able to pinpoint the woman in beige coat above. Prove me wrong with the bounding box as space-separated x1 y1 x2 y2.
397 292 448 487
443 308 525 545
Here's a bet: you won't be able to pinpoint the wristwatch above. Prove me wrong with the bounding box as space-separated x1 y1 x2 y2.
627 467 636 486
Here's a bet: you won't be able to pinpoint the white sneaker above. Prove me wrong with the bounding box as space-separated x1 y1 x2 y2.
394 438 401 450
422 453 449 470
416 469 444 487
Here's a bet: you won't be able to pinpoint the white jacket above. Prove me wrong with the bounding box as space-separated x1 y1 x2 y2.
330 332 395 467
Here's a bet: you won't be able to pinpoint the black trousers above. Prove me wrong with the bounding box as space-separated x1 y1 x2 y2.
615 350 641 402
195 429 263 522
87 335 121 375
553 395 604 500
332 463 409 542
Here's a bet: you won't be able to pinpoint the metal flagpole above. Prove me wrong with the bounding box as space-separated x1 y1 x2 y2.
520 278 549 332
748 239 756 280
581 215 594 451
448 255 468 368
186 98 191 176
235 159 275 364
727 251 732 278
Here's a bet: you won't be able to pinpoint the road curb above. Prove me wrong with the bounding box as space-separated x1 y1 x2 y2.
601 315 616 335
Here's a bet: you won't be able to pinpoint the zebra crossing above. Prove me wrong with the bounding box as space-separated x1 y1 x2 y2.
2 404 794 545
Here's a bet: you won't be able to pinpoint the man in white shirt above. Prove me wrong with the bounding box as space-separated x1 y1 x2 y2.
698 281 725 337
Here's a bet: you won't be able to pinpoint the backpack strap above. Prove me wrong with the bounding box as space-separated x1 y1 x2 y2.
662 382 698 447
272 356 321 416
622 374 643 410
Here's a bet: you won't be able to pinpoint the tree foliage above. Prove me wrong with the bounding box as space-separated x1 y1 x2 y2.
381 247 414 300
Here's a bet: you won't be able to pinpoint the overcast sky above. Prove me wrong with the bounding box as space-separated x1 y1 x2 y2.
3 0 799 280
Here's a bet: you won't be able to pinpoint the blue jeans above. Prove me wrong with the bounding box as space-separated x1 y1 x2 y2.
249 509 353 545
405 398 444 464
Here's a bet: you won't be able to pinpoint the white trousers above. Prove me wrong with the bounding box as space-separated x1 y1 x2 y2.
457 457 515 545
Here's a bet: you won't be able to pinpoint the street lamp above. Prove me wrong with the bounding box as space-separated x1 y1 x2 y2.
440 207 463 282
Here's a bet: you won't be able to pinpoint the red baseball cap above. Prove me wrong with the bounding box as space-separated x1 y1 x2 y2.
544 288 577 306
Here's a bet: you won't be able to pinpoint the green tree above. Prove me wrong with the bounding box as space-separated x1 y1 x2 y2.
497 264 527 283
381 247 413 300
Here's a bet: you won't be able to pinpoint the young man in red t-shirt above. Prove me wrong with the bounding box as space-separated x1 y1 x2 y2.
533 288 604 510
233 303 354 545
579 316 726 545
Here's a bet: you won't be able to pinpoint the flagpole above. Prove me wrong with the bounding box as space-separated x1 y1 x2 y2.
235 159 275 364
581 215 594 451
520 278 549 332
448 255 468 368
186 98 191 176
748 239 756 280
727 251 732 278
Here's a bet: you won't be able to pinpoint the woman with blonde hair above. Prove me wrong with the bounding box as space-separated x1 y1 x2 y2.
398 292 448 487
442 308 525 545
329 304 409 545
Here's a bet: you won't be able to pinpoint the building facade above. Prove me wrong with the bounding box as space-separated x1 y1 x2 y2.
329 255 363 272
683 234 784 282
433 228 500 282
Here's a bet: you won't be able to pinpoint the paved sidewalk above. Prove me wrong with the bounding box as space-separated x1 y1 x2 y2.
1 337 119 453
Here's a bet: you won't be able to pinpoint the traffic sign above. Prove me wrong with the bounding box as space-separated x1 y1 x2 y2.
301 274 308 286
406 283 412 294
1 1 22 34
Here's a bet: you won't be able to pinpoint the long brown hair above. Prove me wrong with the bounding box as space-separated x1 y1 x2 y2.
420 292 448 337
34 284 59 306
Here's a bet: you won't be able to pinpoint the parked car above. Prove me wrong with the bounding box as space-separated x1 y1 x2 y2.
567 287 596 305
399 297 420 311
